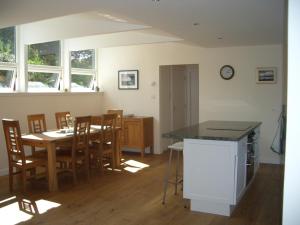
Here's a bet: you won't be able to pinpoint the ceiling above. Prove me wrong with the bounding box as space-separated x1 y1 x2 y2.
0 0 285 47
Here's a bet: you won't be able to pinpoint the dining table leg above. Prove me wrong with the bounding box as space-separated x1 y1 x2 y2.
46 142 58 192
114 130 121 168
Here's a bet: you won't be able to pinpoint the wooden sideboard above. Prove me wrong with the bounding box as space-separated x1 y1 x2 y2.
121 116 154 157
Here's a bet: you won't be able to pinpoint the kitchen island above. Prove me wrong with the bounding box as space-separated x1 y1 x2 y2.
163 120 261 216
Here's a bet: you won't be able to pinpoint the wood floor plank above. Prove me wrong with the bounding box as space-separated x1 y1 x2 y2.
0 152 283 225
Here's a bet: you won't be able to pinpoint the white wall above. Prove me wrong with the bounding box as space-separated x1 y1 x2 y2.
0 93 103 175
199 45 283 164
282 0 300 224
100 42 283 164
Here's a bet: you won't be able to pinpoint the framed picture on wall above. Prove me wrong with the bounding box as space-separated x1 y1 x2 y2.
118 70 139 90
256 67 277 84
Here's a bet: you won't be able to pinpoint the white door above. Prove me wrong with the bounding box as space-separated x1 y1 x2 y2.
186 65 199 126
171 65 187 130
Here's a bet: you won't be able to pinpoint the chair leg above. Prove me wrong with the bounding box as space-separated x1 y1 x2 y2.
72 161 77 184
175 150 180 195
21 169 27 193
9 166 13 192
85 153 90 180
99 151 104 174
162 149 173 204
30 168 36 177
111 152 116 170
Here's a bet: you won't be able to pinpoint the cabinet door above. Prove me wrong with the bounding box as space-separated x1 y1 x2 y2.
123 120 142 148
235 136 247 203
183 139 236 204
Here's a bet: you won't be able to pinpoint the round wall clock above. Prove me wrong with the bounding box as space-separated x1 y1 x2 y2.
220 65 235 80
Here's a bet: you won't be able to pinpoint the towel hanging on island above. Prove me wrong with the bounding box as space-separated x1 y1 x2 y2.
271 105 286 155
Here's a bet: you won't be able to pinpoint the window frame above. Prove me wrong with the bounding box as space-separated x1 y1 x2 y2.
27 64 62 92
0 26 17 93
69 49 97 92
26 40 63 93
0 63 17 92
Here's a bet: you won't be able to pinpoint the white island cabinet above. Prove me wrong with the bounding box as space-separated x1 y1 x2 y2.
183 125 260 216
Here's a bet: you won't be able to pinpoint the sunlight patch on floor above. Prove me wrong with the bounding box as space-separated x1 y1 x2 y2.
0 197 61 225
123 159 150 173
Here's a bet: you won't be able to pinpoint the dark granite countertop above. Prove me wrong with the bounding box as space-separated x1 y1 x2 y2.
162 120 261 141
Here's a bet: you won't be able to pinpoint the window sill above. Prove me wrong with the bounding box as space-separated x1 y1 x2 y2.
0 91 103 97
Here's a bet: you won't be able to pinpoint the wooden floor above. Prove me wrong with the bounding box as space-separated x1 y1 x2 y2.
0 152 284 225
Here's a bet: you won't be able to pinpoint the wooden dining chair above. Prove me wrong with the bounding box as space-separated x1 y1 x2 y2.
55 111 70 129
2 119 47 192
27 114 47 156
56 116 91 183
90 114 117 172
107 110 123 128
27 114 47 133
107 109 123 159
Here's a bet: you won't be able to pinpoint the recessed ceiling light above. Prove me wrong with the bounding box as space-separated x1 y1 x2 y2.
152 0 160 2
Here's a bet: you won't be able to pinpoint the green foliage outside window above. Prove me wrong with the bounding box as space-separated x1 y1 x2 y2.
71 49 95 89
27 41 60 89
0 27 15 63
28 72 58 88
71 49 94 69
71 74 93 88
28 41 60 66
0 70 13 88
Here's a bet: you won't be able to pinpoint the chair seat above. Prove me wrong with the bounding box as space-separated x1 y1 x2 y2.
168 142 184 151
13 155 46 168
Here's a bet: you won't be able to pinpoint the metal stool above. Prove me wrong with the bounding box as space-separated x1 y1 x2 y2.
162 141 183 204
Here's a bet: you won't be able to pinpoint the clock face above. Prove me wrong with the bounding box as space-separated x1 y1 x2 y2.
220 65 234 80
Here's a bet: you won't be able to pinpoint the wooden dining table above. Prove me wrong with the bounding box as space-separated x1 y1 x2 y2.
21 125 121 192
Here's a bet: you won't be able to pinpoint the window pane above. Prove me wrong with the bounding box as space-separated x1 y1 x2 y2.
71 49 95 69
0 69 14 88
0 27 16 63
71 74 93 90
28 41 60 66
28 72 59 91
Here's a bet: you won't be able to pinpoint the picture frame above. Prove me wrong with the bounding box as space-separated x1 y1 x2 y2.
118 70 139 90
256 67 277 84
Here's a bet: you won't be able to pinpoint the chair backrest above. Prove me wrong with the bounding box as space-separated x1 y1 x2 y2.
91 116 102 125
72 116 91 154
101 113 117 144
102 113 117 129
55 111 70 129
107 110 123 128
2 119 26 164
27 114 47 134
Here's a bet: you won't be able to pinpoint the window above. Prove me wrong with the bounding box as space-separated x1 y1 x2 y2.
70 49 96 92
27 41 61 92
0 27 16 92
0 68 16 91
